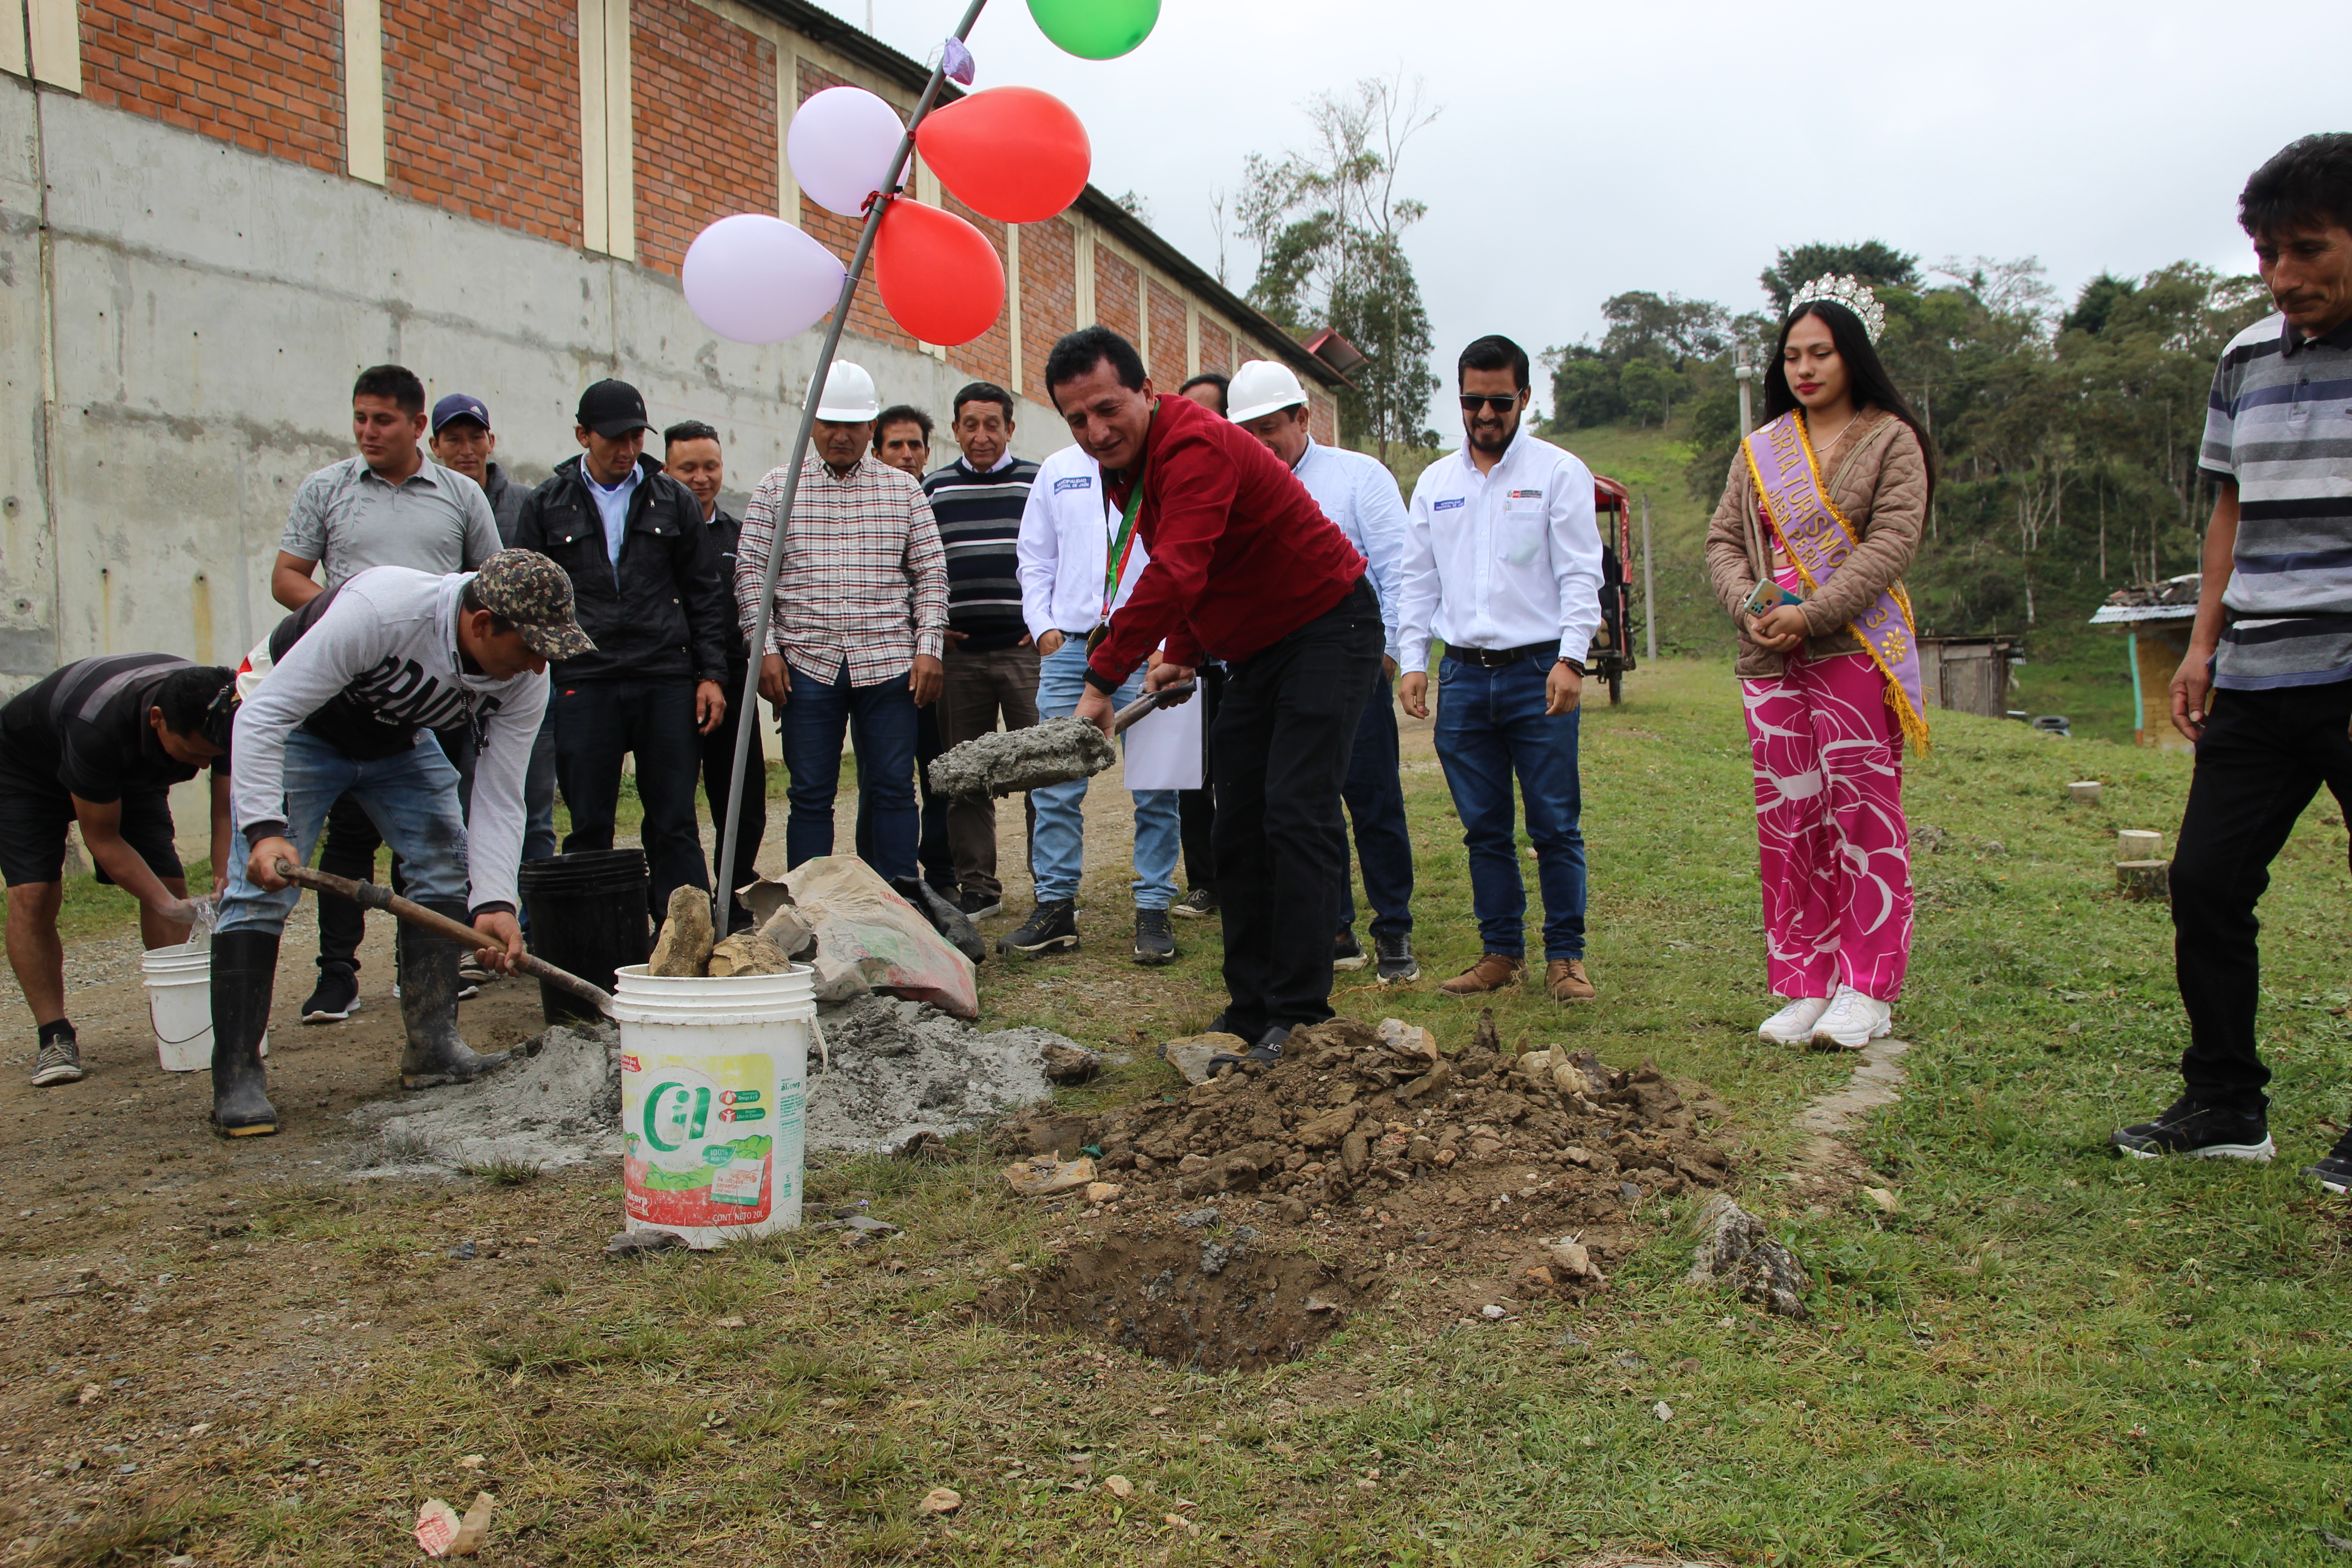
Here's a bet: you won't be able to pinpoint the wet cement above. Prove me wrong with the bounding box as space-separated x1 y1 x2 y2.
927 716 1117 799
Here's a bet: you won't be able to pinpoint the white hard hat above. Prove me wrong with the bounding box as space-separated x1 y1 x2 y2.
1226 359 1309 424
806 359 880 421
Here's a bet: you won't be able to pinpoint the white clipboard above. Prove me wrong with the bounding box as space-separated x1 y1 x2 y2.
1120 691 1202 791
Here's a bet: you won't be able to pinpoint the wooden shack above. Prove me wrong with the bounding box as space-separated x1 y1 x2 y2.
1918 636 2021 719
2088 574 2200 752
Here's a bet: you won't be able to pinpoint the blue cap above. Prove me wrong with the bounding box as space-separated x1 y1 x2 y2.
431 392 491 434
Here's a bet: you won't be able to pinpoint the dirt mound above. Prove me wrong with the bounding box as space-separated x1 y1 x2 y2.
979 1228 1362 1372
990 1012 1738 1362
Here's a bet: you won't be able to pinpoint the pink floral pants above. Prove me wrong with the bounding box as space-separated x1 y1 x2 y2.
1740 648 1913 1001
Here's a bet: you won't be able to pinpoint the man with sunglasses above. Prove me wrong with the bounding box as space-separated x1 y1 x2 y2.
1397 334 1605 1006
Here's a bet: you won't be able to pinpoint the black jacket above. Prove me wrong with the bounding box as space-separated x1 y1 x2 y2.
483 461 530 547
512 454 731 685
705 505 749 666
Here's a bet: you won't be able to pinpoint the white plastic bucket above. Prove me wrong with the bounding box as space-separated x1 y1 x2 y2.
612 962 813 1249
140 941 269 1072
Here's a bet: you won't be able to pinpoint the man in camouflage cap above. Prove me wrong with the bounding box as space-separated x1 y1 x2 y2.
207 551 590 1136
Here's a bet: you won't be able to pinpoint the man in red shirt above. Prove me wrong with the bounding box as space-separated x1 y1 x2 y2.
1051 327 1382 1064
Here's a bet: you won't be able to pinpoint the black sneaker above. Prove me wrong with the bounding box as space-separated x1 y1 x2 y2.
999 899 1078 956
1333 929 1368 971
301 964 362 1024
1171 887 1217 921
2112 1096 2274 1162
1208 1025 1288 1072
31 1035 83 1087
1134 908 1177 966
2303 1127 2352 1194
1375 931 1420 984
958 889 1004 920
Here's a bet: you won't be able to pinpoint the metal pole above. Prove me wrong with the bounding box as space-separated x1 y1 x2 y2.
711 0 989 927
1640 494 1656 663
1734 343 1754 438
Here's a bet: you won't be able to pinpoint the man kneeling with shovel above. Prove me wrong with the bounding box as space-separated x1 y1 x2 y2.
1049 327 1382 1068
210 550 592 1136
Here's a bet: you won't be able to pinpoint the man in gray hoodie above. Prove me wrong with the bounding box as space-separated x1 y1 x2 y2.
210 550 592 1136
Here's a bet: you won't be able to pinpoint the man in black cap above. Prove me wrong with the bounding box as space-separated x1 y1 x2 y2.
213 551 589 1135
2 657 236 1087
514 379 733 918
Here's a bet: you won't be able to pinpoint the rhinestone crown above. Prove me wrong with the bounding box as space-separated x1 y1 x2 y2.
1788 273 1886 343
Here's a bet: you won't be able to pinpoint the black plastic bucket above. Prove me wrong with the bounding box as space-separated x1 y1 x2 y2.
518 849 650 1025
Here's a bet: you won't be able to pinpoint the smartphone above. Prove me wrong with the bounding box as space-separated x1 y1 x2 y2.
1743 579 1802 617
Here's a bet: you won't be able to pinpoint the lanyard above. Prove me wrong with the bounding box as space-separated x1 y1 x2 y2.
1101 476 1144 623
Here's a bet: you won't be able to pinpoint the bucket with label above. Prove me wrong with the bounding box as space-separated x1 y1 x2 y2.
612 963 813 1249
141 941 269 1072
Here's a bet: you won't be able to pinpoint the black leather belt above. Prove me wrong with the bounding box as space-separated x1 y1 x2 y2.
1446 640 1556 669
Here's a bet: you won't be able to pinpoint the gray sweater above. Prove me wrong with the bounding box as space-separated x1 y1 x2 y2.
232 567 549 916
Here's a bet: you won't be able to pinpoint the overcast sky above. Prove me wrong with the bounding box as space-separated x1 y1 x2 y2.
811 0 2333 435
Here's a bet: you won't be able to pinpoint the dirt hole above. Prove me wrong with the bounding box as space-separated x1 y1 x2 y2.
980 1233 1361 1372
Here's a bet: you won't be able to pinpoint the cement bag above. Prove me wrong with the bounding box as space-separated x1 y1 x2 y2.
745 856 978 1018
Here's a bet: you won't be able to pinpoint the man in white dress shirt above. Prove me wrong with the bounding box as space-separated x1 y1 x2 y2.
1396 335 1604 1005
1225 360 1419 985
1005 443 1183 965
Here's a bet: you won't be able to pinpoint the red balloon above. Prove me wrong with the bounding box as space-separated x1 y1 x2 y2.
914 86 1091 225
872 199 1005 347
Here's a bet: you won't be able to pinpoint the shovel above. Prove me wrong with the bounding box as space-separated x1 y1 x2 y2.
274 859 617 1018
928 678 1197 800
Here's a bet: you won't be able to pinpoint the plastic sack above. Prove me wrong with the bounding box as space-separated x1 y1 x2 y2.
740 856 978 1018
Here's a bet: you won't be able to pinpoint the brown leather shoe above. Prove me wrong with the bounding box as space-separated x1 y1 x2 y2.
1440 953 1525 995
1546 958 1597 1003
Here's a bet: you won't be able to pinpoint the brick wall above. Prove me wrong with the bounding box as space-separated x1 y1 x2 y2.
1019 216 1075 394
795 57 916 355
942 192 1011 391
632 0 774 274
81 0 343 172
1094 243 1139 347
1147 279 1186 387
1197 318 1231 377
1308 393 1336 445
383 0 580 245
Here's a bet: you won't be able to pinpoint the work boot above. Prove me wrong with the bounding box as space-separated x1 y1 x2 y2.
396 901 510 1090
1132 908 1177 966
1374 932 1420 985
209 929 280 1137
1333 929 1368 971
1000 898 1078 956
1440 953 1524 996
1546 958 1597 1004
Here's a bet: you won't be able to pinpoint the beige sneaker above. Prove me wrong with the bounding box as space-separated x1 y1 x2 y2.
1545 958 1597 1003
1439 953 1525 995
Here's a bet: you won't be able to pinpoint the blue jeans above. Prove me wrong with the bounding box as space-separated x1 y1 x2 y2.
218 730 470 936
1432 654 1586 961
780 660 918 879
1030 642 1179 909
1338 666 1415 939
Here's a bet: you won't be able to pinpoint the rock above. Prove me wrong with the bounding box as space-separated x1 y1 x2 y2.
1340 1129 1369 1177
1860 1186 1899 1215
1377 1018 1438 1061
1480 1304 1507 1320
606 1228 688 1255
1396 1060 1450 1102
1102 1475 1134 1499
1687 1193 1810 1319
706 931 793 977
917 1487 962 1515
447 1240 476 1260
1297 1105 1360 1149
1654 1401 1674 1422
1161 1033 1245 1085
1083 1181 1123 1204
1042 1042 1104 1085
1176 1153 1211 1175
1304 1293 1343 1312
1177 1143 1277 1197
1178 1208 1221 1228
1278 1197 1310 1223
648 886 715 976
1545 1238 1603 1282
1003 1154 1097 1197
894 1130 951 1163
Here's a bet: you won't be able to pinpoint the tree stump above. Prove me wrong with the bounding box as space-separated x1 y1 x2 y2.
2068 780 2102 804
2117 829 2162 861
2117 860 2170 901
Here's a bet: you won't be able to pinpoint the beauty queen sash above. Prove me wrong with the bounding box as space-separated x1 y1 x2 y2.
1743 412 1931 755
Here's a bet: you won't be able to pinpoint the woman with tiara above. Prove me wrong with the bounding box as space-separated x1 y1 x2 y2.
1703 275 1936 1049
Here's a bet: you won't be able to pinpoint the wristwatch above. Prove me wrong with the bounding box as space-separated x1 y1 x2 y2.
1556 657 1586 677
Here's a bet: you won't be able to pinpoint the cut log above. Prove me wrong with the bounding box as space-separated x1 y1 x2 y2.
2068 780 2102 804
2116 829 2162 861
2117 860 2170 900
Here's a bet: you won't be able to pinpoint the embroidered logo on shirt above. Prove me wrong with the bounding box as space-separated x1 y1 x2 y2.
1054 475 1094 494
1508 490 1544 500
1432 497 1466 511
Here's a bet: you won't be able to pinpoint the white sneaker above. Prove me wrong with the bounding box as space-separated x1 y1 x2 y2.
1757 995 1831 1044
1811 985 1892 1049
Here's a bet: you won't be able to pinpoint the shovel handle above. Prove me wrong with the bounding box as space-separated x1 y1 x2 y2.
1110 677 1196 737
274 859 617 1018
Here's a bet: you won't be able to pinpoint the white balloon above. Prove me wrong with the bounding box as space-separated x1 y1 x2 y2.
681 214 846 345
787 85 906 219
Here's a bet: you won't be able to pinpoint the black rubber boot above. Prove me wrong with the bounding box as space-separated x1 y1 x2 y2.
209 930 280 1137
397 901 511 1090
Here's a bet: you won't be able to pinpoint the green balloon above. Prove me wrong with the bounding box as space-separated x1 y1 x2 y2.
1027 0 1160 60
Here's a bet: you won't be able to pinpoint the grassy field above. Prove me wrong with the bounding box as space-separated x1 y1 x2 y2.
45 659 2352 1567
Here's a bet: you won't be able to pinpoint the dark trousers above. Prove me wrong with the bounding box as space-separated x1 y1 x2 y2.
1337 666 1415 939
316 725 471 973
855 698 950 887
2171 677 2352 1108
937 642 1041 901
552 677 710 917
1214 577 1383 1037
701 660 768 932
1179 662 1225 895
787 661 919 879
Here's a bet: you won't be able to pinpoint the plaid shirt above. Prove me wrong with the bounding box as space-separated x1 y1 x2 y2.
736 454 948 687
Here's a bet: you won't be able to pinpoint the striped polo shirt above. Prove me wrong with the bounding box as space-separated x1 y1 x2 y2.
922 454 1039 653
2200 311 2352 689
